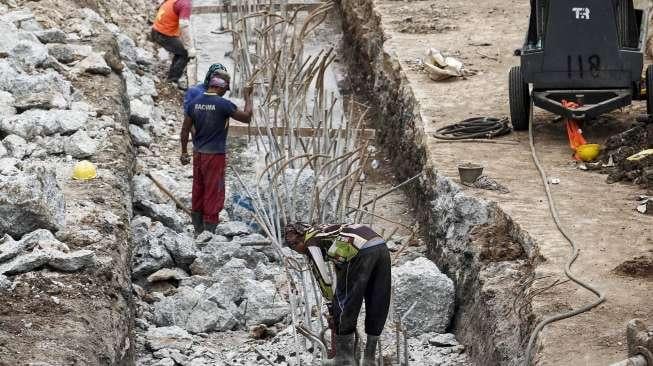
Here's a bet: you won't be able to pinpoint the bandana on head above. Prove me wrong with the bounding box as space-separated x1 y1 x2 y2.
203 63 228 87
209 76 228 88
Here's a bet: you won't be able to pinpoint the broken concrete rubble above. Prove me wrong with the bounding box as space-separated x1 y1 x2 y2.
130 124 153 147
8 70 71 110
393 257 455 336
146 326 193 351
34 28 67 44
73 52 112 75
47 43 92 64
0 166 65 237
64 129 98 158
1 109 87 139
10 40 48 68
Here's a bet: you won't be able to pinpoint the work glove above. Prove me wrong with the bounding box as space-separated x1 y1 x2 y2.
187 48 197 59
180 153 191 165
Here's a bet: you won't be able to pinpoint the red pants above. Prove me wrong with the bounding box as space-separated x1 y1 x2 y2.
192 152 226 224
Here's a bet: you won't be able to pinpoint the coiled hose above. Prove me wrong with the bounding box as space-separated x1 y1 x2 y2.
523 102 606 365
433 117 512 140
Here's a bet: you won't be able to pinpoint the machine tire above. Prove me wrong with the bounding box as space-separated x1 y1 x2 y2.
647 65 653 114
509 66 530 131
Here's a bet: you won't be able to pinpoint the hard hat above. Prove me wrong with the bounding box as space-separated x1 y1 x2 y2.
575 143 601 162
72 160 97 180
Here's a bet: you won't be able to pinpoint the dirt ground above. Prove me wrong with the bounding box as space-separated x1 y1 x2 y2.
373 0 653 364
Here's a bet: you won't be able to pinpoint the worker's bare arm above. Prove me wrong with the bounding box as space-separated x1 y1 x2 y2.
180 115 193 165
231 86 253 123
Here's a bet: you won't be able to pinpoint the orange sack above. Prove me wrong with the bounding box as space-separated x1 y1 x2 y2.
562 99 587 160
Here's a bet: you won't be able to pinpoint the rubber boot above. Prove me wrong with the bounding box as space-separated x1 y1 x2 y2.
203 222 217 234
335 333 356 365
191 211 204 237
361 335 379 366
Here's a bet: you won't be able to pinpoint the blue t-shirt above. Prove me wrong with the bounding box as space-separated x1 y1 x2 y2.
183 83 206 111
186 93 237 154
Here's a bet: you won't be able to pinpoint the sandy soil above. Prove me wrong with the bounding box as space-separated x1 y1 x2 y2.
372 0 653 364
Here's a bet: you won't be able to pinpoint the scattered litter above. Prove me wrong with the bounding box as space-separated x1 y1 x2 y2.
468 175 509 194
636 196 652 215
423 48 472 81
549 177 560 185
371 159 380 169
576 162 588 171
627 149 653 162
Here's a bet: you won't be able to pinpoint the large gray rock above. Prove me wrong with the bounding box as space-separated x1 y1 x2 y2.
8 70 71 110
146 326 193 351
0 20 19 55
1 109 87 139
163 233 196 267
0 234 22 262
215 221 251 237
0 167 65 237
34 29 67 44
129 124 152 147
11 41 48 68
3 134 28 159
0 274 11 290
48 249 96 271
153 285 239 333
189 240 240 276
147 268 189 283
240 279 289 326
0 229 58 262
64 130 98 158
37 134 65 155
0 60 20 92
131 216 174 278
0 249 51 275
116 33 137 63
2 10 40 31
73 52 111 75
0 157 19 175
0 91 16 118
135 201 186 233
392 257 455 336
132 173 172 205
129 98 153 125
47 43 92 64
124 68 157 99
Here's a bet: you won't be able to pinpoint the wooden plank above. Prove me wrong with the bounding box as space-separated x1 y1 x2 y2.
193 2 321 15
229 125 376 139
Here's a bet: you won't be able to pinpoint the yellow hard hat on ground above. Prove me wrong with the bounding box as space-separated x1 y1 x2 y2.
72 160 97 180
575 144 601 162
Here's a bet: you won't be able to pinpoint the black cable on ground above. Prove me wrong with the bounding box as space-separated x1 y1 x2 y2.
433 117 512 140
523 102 605 365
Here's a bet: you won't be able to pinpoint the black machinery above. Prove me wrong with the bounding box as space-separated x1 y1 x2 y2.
509 0 650 130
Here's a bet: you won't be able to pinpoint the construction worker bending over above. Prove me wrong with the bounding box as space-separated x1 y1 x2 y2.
152 0 195 88
184 63 231 111
180 76 253 234
284 223 391 366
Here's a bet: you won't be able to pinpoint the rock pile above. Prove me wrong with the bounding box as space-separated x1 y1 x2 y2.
600 122 653 191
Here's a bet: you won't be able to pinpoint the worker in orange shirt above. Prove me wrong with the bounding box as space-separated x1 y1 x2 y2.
152 0 196 88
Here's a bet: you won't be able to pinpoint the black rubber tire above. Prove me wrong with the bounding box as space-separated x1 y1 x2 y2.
509 65 530 131
647 65 653 115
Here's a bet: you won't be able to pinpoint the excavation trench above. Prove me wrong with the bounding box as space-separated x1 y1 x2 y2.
335 0 539 365
182 1 535 364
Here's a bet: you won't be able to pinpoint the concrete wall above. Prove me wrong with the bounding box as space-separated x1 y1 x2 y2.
336 0 540 364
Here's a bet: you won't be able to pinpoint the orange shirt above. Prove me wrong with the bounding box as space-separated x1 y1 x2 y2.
153 0 191 37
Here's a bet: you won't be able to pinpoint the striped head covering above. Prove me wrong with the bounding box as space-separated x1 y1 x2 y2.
203 63 229 87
